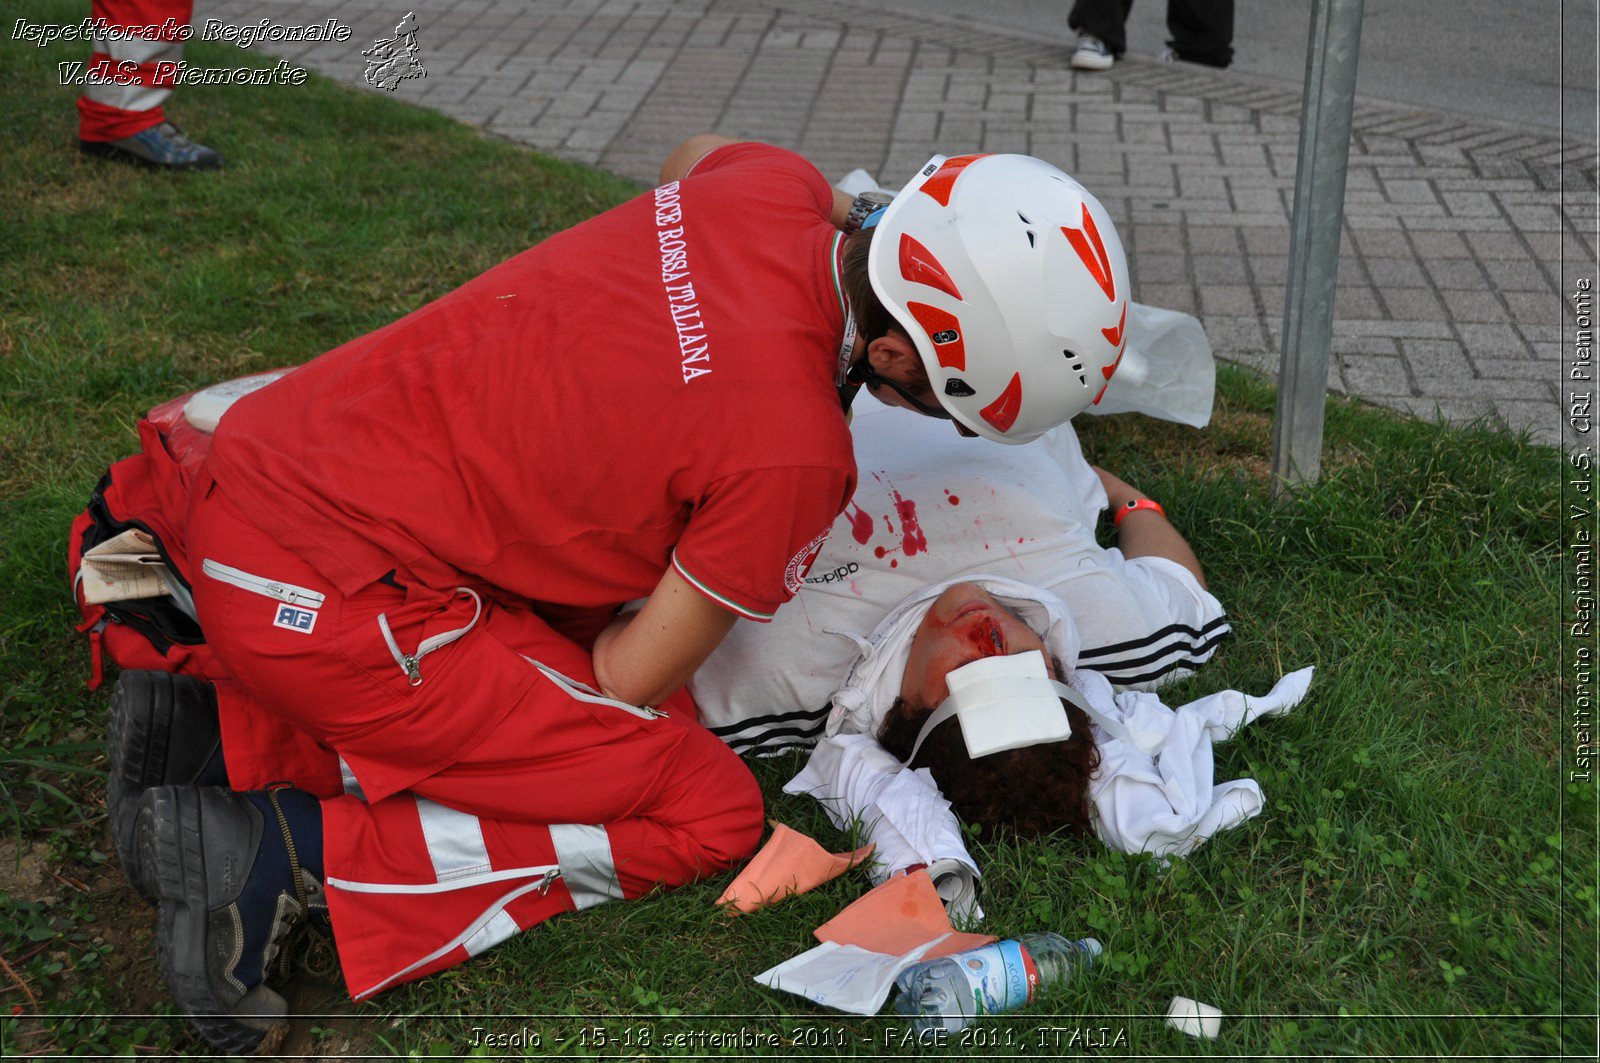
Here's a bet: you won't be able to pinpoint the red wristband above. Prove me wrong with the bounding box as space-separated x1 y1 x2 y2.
1113 498 1166 527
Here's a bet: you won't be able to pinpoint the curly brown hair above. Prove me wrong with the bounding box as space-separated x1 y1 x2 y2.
875 657 1101 841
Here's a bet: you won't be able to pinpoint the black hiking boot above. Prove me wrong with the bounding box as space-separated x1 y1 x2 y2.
136 785 326 1055
107 670 226 903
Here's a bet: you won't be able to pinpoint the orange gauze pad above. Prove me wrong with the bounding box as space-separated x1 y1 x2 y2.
814 869 995 959
716 821 875 915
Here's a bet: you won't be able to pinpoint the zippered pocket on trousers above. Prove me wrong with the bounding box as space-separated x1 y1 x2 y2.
201 558 326 609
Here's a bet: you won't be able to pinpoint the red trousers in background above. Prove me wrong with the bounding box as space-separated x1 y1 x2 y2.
78 0 194 141
185 475 765 1000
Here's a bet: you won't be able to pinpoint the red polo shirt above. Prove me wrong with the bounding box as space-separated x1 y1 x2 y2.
207 143 856 639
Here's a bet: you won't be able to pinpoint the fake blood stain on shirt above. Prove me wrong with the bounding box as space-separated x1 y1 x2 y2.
846 503 874 545
892 490 928 557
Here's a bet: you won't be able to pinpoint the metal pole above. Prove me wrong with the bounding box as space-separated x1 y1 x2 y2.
1272 0 1365 493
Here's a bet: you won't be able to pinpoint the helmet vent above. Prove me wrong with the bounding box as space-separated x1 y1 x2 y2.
1064 350 1086 386
1018 212 1037 248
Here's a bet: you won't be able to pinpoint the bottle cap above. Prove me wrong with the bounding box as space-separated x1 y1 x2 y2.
1165 996 1222 1039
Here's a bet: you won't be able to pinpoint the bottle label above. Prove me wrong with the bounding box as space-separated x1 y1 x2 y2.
953 941 1039 1015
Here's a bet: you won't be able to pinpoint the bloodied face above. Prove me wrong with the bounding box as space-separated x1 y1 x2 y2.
898 582 1049 709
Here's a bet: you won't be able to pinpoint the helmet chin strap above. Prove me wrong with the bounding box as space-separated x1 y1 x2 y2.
850 357 952 420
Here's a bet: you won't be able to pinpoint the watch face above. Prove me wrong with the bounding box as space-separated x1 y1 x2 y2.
860 190 894 208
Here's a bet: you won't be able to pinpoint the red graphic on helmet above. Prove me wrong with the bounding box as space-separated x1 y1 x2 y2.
1061 205 1117 302
908 302 966 370
979 372 1024 433
919 154 990 207
1101 301 1126 349
1092 340 1127 405
899 233 963 300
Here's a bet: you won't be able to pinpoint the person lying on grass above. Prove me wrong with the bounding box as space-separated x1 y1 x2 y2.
685 391 1308 912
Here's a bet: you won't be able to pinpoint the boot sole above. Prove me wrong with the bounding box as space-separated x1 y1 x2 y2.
108 671 169 904
78 139 223 171
108 671 221 904
138 786 289 1056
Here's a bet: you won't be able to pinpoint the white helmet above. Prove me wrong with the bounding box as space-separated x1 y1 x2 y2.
865 154 1131 444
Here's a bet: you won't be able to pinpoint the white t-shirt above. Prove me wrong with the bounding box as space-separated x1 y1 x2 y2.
690 391 1229 755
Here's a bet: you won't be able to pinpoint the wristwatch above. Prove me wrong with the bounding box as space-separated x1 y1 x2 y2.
842 190 894 233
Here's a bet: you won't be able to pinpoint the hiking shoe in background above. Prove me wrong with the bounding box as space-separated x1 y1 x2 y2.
1070 35 1115 71
79 122 223 171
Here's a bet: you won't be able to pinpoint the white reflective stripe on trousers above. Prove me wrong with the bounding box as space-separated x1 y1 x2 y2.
347 875 558 1000
549 823 622 911
83 32 185 111
417 797 490 882
462 909 521 958
338 756 365 800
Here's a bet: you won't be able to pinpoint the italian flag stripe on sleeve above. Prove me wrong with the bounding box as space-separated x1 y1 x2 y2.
671 554 776 621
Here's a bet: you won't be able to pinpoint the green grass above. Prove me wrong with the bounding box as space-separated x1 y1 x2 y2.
1 2 1591 1056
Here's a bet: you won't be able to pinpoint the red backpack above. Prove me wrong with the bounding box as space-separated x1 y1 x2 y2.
67 376 281 689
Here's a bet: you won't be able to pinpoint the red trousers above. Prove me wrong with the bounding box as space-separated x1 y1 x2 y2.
78 0 194 141
185 477 765 999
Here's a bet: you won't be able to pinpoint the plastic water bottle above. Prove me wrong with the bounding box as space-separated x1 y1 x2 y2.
893 934 1102 1035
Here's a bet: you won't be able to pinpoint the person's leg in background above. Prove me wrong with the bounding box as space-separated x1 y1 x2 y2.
1165 0 1234 67
1070 0 1135 70
78 0 222 169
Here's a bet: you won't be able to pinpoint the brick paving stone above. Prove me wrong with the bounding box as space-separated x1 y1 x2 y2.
1334 286 1386 320
1423 258 1490 290
1405 231 1473 258
1440 289 1512 324
1331 335 1401 357
1376 286 1449 322
1198 285 1256 316
1137 283 1199 314
1337 355 1413 396
1241 228 1292 256
1364 257 1429 288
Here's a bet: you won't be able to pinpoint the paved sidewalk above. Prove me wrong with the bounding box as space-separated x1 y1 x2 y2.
210 0 1596 447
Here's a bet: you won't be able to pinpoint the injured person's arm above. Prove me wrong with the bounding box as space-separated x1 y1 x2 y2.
1093 465 1207 589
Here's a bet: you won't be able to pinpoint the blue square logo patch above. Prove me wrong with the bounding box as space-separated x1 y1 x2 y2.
272 605 317 634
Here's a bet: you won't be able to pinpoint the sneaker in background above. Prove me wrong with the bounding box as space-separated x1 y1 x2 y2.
79 121 223 171
1071 34 1115 71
